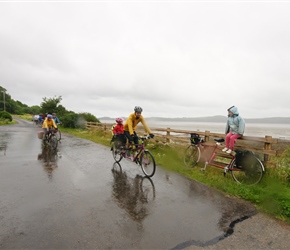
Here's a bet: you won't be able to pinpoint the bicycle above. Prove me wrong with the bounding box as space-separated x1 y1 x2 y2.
43 129 58 151
111 135 156 178
184 133 265 185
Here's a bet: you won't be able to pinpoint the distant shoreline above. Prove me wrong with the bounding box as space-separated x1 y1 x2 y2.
99 116 290 124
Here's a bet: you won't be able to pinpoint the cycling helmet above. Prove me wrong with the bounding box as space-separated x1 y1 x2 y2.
115 117 123 124
47 114 53 119
134 106 143 113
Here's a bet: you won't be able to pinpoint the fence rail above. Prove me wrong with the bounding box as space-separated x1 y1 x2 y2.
86 121 288 167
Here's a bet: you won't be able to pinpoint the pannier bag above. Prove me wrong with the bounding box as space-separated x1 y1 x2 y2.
190 133 202 145
235 149 256 169
37 131 44 139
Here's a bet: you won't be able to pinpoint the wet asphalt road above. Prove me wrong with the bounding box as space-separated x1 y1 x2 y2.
0 118 281 249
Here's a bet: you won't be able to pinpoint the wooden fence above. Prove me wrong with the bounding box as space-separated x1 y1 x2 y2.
86 121 289 167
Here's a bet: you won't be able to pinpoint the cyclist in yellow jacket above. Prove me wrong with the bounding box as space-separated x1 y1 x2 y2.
42 114 58 138
124 106 154 144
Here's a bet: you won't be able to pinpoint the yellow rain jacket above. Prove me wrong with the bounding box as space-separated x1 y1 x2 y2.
42 118 58 129
124 113 151 135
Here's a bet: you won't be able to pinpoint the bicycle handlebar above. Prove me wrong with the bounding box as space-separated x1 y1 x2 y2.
138 135 152 141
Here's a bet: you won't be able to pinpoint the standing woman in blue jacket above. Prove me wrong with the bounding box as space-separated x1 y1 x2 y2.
222 106 245 154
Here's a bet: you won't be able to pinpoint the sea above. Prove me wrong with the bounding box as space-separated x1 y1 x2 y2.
100 119 290 140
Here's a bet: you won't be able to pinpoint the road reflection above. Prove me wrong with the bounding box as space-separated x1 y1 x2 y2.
111 162 156 222
0 133 10 155
38 145 61 180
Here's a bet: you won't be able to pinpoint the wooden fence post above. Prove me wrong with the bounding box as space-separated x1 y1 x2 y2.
264 135 272 163
205 130 210 142
166 128 170 143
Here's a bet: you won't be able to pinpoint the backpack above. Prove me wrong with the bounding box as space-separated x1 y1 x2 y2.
190 133 202 145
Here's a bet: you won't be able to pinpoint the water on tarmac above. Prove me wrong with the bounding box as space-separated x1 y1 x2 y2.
0 118 256 249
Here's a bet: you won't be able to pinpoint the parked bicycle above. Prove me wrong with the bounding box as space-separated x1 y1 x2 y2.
111 135 156 178
184 133 265 185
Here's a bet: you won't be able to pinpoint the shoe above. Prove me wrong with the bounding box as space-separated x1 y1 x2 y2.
222 147 228 152
226 149 232 154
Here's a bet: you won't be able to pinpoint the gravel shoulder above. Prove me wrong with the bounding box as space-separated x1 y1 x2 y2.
187 212 290 250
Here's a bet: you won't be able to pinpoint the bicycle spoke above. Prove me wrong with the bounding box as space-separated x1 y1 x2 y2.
231 157 264 185
140 151 156 177
184 145 200 167
112 141 123 163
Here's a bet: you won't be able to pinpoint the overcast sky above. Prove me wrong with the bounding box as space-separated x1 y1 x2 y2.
0 0 289 119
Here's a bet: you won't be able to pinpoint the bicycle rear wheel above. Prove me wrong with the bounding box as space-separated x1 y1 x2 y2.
183 145 200 167
112 141 123 163
230 156 264 185
140 150 156 178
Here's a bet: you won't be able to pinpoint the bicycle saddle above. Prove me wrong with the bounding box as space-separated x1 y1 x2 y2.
214 138 225 142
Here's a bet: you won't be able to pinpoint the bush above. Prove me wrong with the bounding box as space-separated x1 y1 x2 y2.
61 112 79 128
0 111 12 121
273 148 290 183
78 112 100 123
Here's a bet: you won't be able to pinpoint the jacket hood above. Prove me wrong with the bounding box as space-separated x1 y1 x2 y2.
228 106 239 115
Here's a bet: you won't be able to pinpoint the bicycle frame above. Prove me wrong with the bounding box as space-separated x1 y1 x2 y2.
200 141 236 172
121 138 147 162
184 136 265 185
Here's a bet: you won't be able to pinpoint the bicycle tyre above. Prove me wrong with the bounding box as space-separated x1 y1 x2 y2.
230 156 264 185
183 145 200 167
140 176 156 202
112 141 123 163
55 130 61 141
140 150 156 178
50 136 58 150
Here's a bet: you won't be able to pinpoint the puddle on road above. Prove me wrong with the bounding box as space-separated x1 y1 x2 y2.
0 133 10 155
111 162 156 222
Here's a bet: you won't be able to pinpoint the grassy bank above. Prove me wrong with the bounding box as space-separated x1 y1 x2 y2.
61 127 290 224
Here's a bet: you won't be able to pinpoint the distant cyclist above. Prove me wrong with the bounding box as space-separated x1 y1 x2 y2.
124 106 154 144
52 113 61 124
42 114 58 139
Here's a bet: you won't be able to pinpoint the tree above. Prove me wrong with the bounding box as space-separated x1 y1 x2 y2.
40 96 62 114
30 105 41 115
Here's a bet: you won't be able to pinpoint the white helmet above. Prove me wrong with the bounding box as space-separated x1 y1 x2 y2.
134 106 143 112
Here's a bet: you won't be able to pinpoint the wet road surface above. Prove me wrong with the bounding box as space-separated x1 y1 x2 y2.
0 118 263 249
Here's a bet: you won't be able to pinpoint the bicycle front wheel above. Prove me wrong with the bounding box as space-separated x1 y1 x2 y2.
140 150 156 178
50 137 58 150
55 130 61 141
112 141 123 163
230 156 264 185
183 145 200 167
